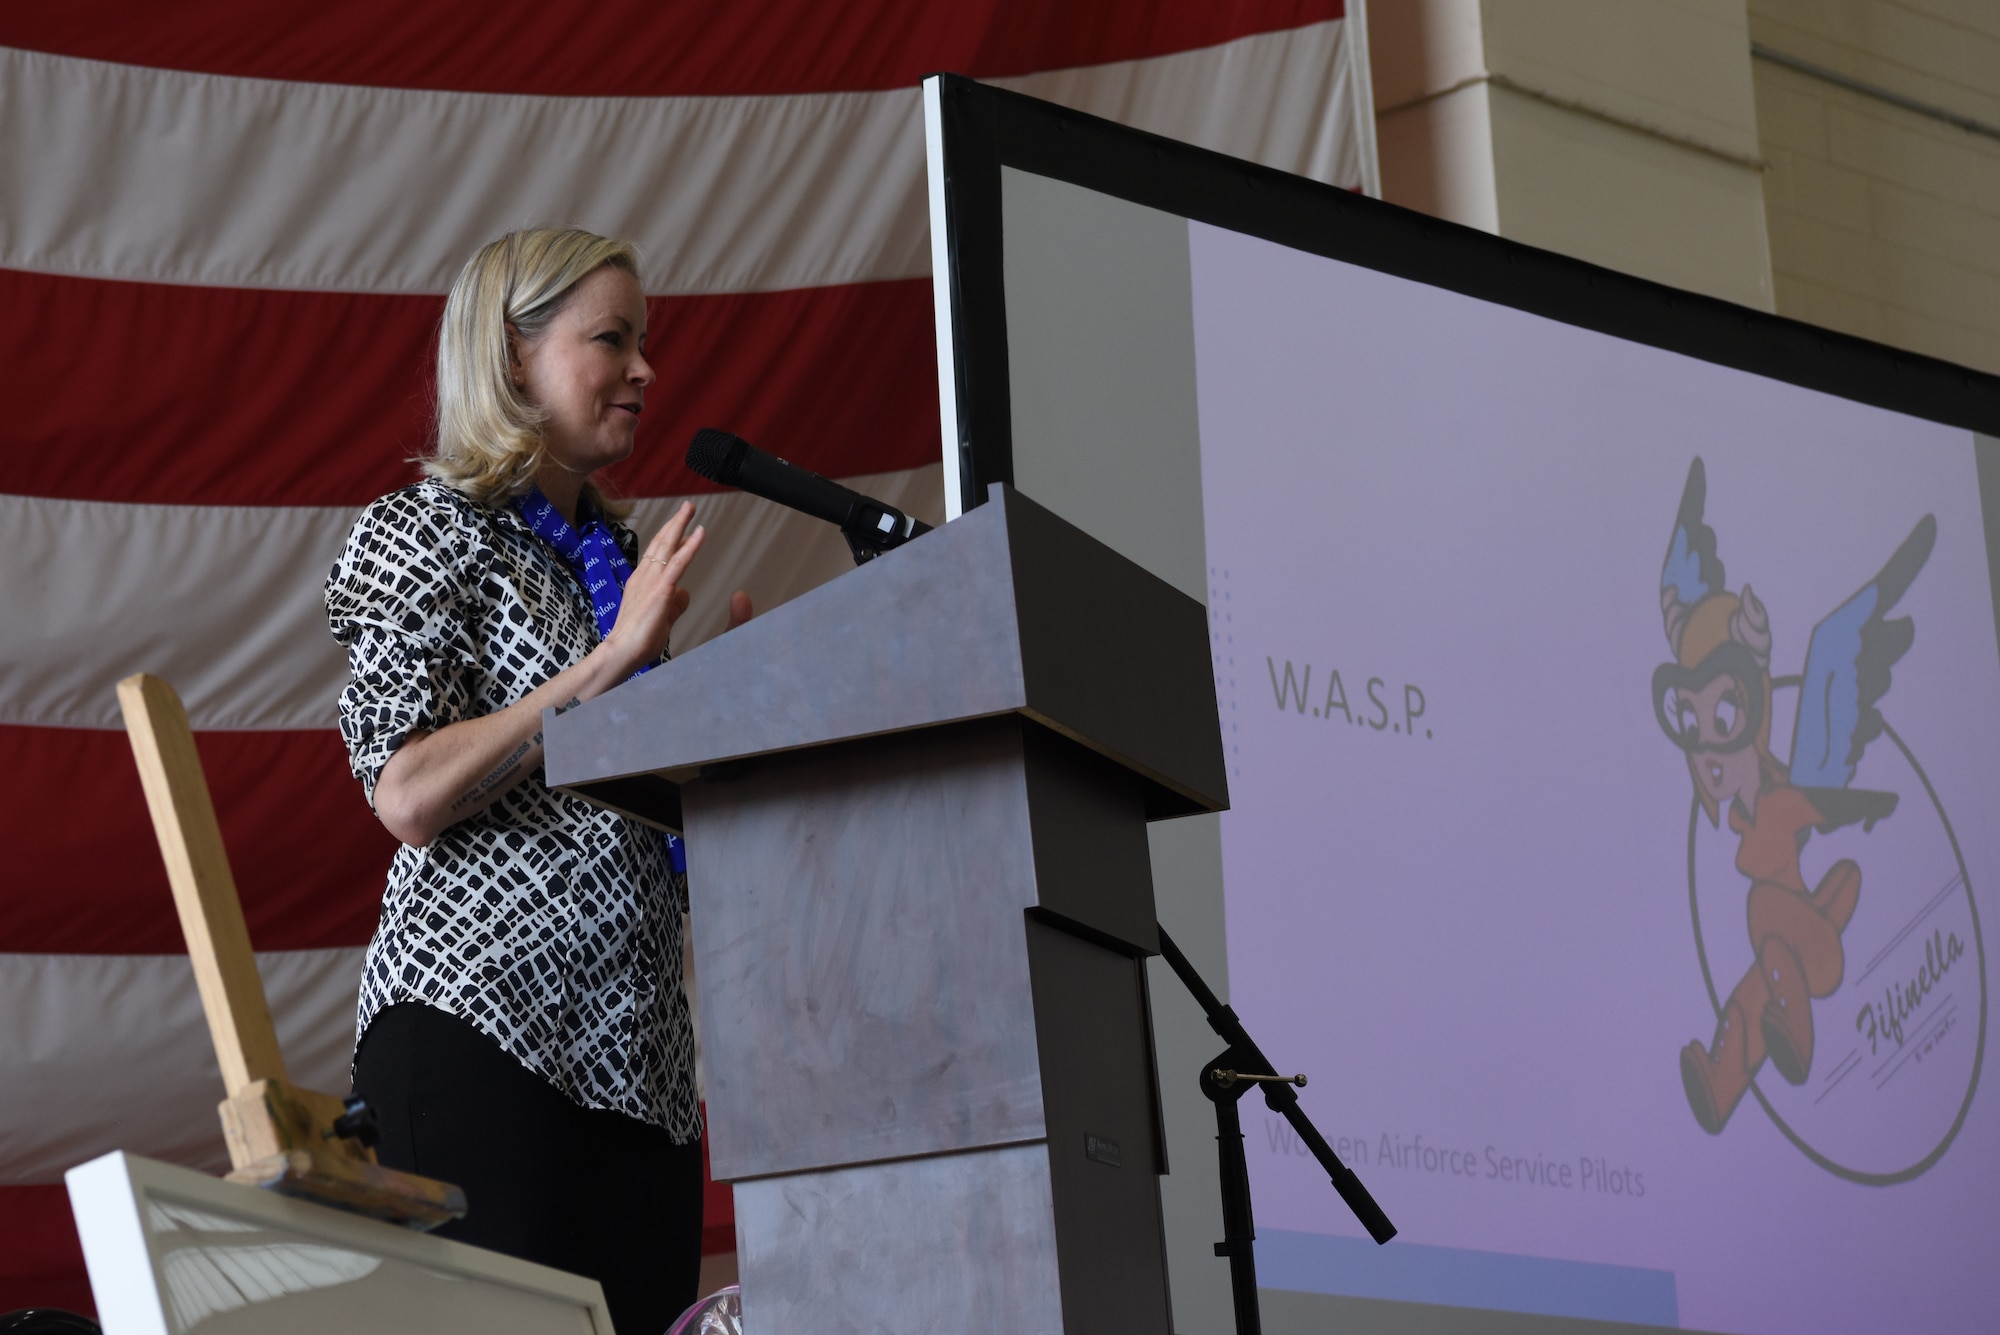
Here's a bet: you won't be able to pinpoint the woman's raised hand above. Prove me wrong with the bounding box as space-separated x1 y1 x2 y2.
607 501 704 671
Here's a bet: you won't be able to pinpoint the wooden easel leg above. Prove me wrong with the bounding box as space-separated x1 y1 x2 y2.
118 673 466 1229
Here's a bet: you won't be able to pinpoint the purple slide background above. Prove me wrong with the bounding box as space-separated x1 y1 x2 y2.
1187 221 2000 1334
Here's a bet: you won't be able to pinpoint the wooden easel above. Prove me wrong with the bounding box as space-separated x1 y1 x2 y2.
117 673 466 1229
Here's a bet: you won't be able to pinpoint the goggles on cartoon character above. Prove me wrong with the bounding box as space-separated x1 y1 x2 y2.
1651 640 1766 756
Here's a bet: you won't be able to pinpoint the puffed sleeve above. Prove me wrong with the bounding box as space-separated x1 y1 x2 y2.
324 486 485 807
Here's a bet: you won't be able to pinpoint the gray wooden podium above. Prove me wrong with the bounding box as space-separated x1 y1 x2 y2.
545 485 1226 1334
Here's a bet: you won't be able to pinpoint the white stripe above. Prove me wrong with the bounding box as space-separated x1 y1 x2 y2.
1343 0 1383 199
0 45 926 297
997 19 1362 193
0 23 1357 296
0 466 942 731
0 495 356 732
0 949 364 1184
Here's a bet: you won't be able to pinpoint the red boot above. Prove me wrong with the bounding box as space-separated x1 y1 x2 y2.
1682 992 1764 1134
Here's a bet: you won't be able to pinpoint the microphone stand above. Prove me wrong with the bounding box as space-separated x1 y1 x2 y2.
839 503 930 565
1156 926 1396 1335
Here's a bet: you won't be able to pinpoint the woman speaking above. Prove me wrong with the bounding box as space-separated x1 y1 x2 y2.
325 227 744 1332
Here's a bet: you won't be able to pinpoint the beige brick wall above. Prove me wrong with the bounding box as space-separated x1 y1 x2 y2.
1751 1 2000 373
1373 0 1775 310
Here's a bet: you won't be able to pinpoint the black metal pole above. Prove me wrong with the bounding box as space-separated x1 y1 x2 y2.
1202 1050 1264 1335
1157 926 1398 1247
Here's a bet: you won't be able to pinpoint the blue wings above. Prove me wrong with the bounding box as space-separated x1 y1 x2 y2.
1789 515 1936 795
1661 459 1724 607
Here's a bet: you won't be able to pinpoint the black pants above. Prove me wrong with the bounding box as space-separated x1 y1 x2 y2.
352 1003 703 1335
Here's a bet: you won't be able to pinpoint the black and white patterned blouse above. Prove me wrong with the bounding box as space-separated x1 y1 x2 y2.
325 479 700 1141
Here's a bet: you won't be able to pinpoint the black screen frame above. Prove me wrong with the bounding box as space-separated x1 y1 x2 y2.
926 72 2000 516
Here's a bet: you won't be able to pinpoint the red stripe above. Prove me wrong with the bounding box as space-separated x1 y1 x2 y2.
0 725 394 954
0 1184 93 1317
1 1 1342 97
1 269 939 507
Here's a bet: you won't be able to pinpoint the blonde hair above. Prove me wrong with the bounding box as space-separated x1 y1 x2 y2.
426 227 640 515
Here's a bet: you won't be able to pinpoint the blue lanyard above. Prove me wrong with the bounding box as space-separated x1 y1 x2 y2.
514 487 686 876
514 487 633 645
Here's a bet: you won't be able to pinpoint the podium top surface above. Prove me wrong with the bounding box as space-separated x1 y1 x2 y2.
545 484 1227 818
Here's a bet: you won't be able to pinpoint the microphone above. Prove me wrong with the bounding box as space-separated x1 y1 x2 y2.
686 428 932 564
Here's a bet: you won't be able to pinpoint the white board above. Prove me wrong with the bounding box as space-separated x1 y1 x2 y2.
66 1152 613 1335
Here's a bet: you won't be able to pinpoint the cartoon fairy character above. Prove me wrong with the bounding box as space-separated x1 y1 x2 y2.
1655 458 1935 1134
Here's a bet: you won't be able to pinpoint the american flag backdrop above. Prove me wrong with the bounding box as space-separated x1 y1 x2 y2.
0 1 1374 1312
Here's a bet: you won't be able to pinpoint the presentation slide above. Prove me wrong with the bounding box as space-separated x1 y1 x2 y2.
1188 222 1999 1333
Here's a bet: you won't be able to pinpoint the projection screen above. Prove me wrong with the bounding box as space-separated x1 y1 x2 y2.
925 74 2000 1335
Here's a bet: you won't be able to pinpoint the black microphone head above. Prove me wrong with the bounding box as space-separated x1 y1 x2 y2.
686 428 749 486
